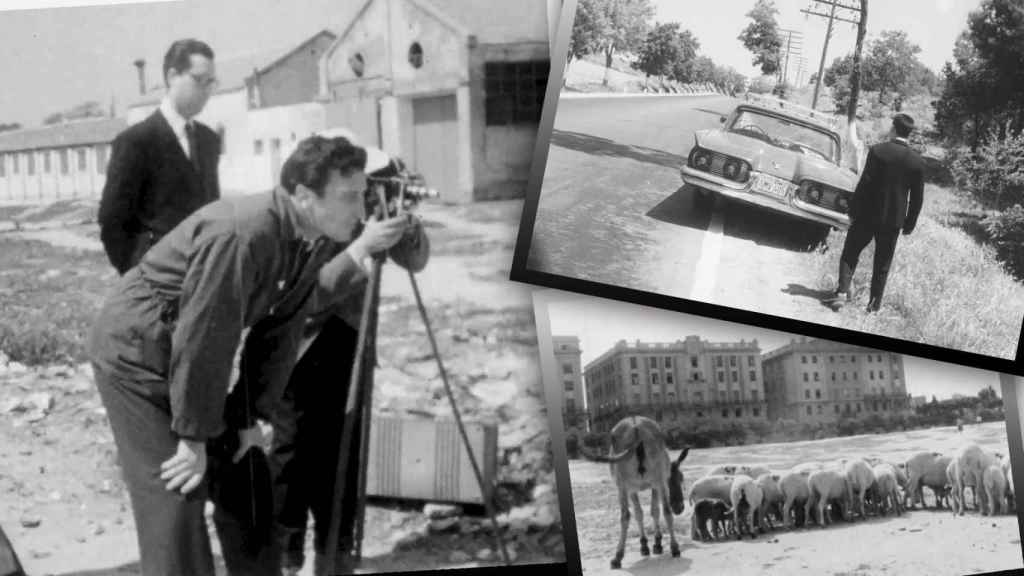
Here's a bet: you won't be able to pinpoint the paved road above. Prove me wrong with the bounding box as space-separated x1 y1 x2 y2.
527 94 831 305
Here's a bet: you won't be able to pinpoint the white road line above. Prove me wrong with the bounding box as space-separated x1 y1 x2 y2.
690 200 725 302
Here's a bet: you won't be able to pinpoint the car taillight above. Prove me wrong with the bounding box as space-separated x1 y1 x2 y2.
690 148 713 171
723 158 751 183
807 184 824 203
835 195 849 212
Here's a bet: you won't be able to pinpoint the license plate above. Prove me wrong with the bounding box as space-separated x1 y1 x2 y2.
752 174 790 198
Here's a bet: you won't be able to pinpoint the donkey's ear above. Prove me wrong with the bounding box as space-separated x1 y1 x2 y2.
677 447 690 464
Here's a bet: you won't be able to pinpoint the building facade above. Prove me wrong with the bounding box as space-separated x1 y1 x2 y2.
762 337 910 423
553 335 585 434
320 0 549 203
583 336 768 433
0 118 125 204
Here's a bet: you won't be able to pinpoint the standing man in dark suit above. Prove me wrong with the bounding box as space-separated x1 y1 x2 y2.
99 38 221 275
827 114 925 312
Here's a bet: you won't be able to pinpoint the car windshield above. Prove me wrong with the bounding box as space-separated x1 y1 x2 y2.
728 109 839 164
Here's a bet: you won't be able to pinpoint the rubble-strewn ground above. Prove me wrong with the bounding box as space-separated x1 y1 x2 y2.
570 422 1023 576
0 199 564 575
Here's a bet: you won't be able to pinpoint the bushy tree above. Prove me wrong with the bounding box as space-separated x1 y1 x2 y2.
633 22 698 82
595 0 655 86
568 0 607 67
738 0 783 75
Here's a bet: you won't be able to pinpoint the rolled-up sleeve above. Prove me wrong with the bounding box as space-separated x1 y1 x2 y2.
168 232 253 440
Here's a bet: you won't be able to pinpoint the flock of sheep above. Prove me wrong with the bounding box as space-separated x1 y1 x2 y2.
589 415 1017 570
689 443 1016 542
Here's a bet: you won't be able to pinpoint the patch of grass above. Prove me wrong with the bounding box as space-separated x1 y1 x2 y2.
0 238 114 365
808 185 1024 359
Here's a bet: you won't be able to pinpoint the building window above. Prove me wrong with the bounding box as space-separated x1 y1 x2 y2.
804 389 810 399
731 371 738 382
652 393 660 403
817 405 823 414
806 406 812 415
722 409 728 418
565 398 574 412
647 357 655 368
753 407 761 416
877 354 882 362
697 411 703 418
801 355 807 364
666 373 674 384
857 403 862 412
748 356 754 366
633 393 641 404
665 357 672 368
42 150 51 173
667 391 676 402
749 370 756 381
651 373 659 385
815 389 821 399
751 390 759 402
812 355 818 363
254 140 264 155
814 372 820 382
271 138 281 154
630 357 638 369
730 356 736 367
803 373 809 382
716 357 723 367
854 372 859 380
831 373 836 381
484 60 549 125
77 148 87 170
829 356 834 363
691 357 698 368
27 152 35 175
850 355 856 362
843 372 848 381
563 380 574 391
717 372 724 382
868 355 873 363
695 391 703 402
562 363 573 375
735 408 742 417
0 154 4 177
631 374 639 386
12 153 19 174
732 390 740 402
879 370 885 379
692 372 700 381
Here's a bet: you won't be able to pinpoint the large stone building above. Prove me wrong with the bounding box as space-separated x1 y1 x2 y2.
553 335 586 434
583 336 768 433
762 337 910 423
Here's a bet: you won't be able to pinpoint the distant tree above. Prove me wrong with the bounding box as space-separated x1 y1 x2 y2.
633 22 698 84
568 0 607 73
0 122 21 133
861 30 926 104
673 54 715 84
738 0 783 75
824 54 856 88
593 0 655 87
44 100 106 126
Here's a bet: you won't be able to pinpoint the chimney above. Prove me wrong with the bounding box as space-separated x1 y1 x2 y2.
133 59 147 96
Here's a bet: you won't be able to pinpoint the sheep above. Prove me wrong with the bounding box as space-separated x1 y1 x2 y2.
904 452 953 509
871 463 903 516
730 475 765 539
844 458 876 519
755 473 784 529
983 463 1008 516
954 444 999 516
779 470 813 528
706 464 773 479
807 469 851 528
691 498 731 541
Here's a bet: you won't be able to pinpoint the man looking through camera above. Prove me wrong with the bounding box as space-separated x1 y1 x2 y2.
87 135 413 576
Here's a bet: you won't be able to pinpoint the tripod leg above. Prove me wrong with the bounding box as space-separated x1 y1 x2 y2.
322 258 383 576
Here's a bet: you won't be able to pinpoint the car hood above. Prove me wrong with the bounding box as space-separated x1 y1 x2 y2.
695 129 857 191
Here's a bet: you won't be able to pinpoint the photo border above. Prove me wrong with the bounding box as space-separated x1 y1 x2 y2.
534 288 1024 576
510 0 1024 377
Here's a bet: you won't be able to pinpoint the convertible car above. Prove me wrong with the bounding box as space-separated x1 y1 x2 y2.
680 93 856 231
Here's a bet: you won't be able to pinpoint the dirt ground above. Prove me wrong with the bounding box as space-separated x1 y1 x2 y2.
0 199 565 574
569 422 1024 576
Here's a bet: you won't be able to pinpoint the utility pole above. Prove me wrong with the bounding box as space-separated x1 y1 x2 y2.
776 28 804 87
802 0 863 110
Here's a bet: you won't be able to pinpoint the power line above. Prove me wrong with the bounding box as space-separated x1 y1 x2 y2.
803 0 864 109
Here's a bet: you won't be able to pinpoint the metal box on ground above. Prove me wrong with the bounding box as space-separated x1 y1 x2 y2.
365 414 498 506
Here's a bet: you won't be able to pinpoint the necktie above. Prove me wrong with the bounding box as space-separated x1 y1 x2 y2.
185 122 201 175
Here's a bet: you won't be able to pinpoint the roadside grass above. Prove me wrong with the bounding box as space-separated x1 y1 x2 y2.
0 237 114 365
809 184 1024 359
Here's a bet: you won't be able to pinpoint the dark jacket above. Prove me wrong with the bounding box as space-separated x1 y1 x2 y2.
98 109 220 274
848 139 925 232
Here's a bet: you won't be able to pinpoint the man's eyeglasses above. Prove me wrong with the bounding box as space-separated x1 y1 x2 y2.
188 72 219 90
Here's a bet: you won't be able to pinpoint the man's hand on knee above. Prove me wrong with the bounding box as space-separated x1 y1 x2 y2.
160 438 207 494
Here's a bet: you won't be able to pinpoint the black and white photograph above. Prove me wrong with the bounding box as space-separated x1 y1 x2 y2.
514 0 1024 366
533 289 1024 576
0 0 565 574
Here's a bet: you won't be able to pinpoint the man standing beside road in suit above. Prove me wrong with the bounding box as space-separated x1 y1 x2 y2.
99 38 221 274
826 113 925 313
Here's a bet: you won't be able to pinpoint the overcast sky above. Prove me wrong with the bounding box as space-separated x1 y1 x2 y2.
545 294 1002 401
650 0 984 81
0 0 367 127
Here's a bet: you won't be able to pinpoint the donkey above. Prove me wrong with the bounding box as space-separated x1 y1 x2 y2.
584 415 690 569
